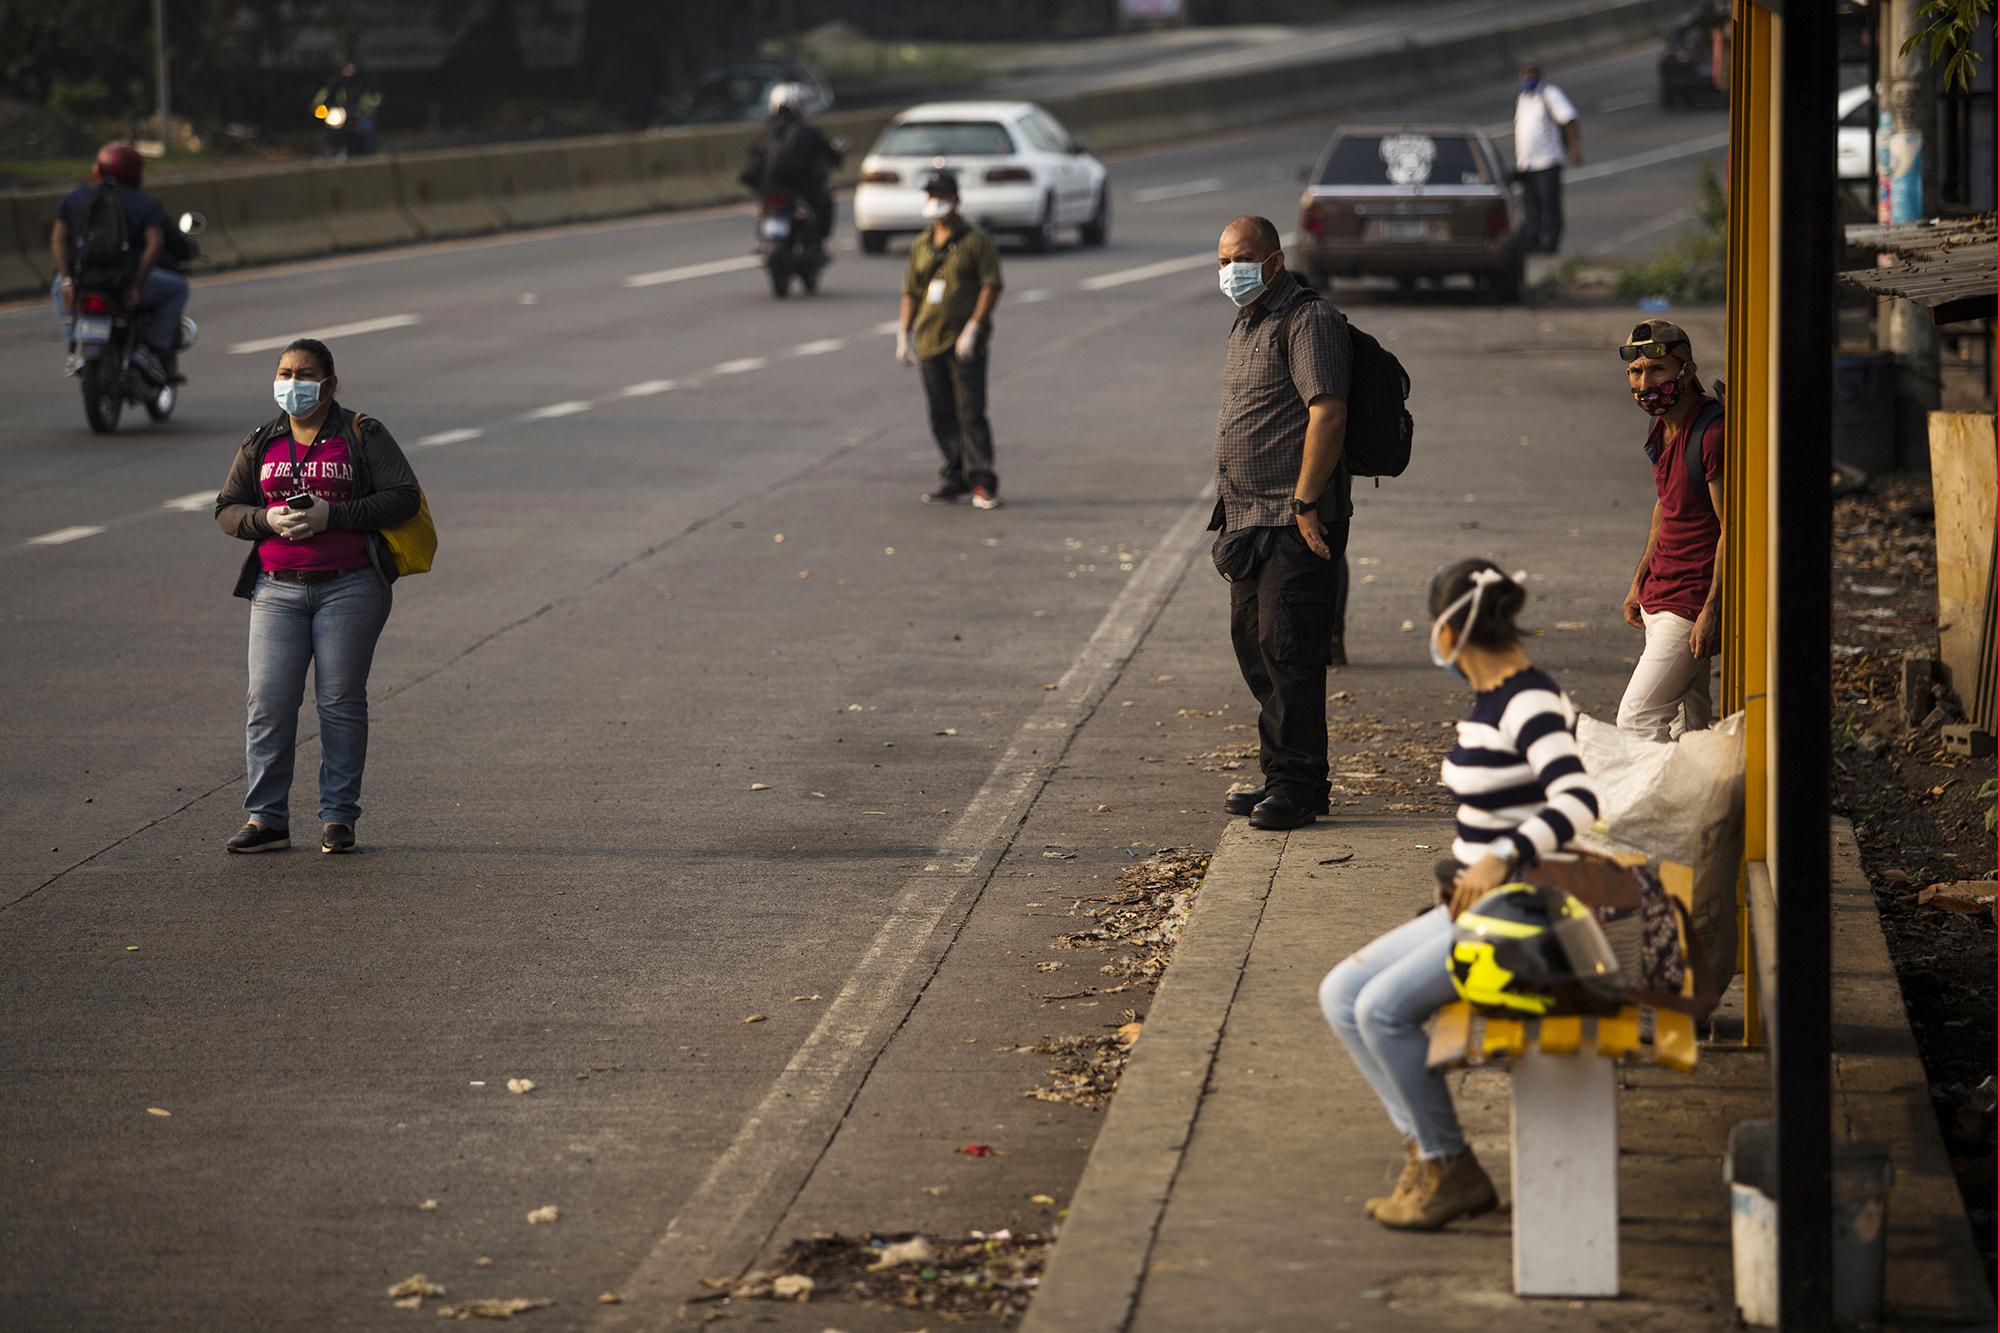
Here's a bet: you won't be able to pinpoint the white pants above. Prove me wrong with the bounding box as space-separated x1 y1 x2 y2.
1617 609 1714 742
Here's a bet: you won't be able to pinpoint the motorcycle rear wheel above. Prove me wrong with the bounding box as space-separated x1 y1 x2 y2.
82 359 124 434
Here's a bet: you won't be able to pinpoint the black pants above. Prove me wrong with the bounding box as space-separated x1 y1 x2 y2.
1229 522 1348 806
919 350 997 492
1520 166 1564 253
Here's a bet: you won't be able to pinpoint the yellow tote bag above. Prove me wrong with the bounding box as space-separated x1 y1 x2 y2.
382 490 437 576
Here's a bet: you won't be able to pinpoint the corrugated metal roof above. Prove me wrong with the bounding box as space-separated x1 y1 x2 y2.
1840 217 1997 326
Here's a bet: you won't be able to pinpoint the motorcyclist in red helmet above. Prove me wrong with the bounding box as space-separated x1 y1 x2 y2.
48 142 191 383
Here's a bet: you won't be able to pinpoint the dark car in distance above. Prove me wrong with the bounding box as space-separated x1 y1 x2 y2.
1660 4 1729 108
1295 122 1525 303
665 59 834 126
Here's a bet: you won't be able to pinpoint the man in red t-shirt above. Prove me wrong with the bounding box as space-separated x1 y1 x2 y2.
1616 320 1724 741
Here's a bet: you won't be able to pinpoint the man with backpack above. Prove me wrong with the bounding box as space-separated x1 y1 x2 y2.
1209 214 1354 831
740 83 842 248
1513 64 1583 254
48 142 189 385
1617 320 1724 742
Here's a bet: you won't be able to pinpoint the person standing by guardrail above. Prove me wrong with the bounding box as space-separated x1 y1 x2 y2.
212 338 422 855
1318 560 1601 1231
1513 64 1582 254
1209 214 1352 830
896 170 1005 509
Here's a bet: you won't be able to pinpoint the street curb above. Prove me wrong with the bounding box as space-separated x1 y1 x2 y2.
1827 818 1995 1328
1019 820 1285 1333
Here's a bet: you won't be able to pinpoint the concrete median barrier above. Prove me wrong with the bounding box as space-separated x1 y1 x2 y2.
393 150 506 241
636 130 727 211
308 159 421 250
208 167 340 264
2 190 55 299
563 137 653 220
481 143 576 230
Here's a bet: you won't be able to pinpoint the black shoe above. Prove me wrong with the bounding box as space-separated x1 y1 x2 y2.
1226 785 1331 817
923 483 970 504
225 821 290 853
320 823 356 854
1248 793 1320 830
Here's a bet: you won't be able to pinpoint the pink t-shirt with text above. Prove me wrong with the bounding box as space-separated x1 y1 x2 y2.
257 429 373 574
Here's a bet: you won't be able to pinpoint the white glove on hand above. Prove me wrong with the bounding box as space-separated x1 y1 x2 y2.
954 319 981 363
268 504 310 541
299 499 332 535
894 329 914 366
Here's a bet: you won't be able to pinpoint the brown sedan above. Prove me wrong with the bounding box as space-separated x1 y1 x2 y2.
1295 122 1526 303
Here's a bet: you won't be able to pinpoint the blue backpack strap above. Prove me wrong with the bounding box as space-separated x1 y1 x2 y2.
1685 398 1724 515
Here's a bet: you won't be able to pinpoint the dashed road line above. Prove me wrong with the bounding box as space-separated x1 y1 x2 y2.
524 400 593 420
1568 131 1730 183
1131 177 1226 204
1013 289 1053 305
416 427 484 447
621 380 682 397
708 357 767 376
227 313 422 355
624 256 762 288
869 319 903 336
789 338 846 357
1080 232 1293 292
1599 92 1656 113
162 492 215 512
28 526 107 547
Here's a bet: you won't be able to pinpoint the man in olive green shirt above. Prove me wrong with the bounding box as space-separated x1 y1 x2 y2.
896 170 1005 508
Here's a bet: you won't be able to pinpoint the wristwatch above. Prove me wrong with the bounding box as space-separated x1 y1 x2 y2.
1290 497 1319 516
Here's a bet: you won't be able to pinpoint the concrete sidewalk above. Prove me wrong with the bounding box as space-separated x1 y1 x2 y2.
1023 815 1993 1330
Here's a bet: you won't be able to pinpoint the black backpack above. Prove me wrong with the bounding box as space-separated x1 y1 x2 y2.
74 182 132 286
1280 289 1414 480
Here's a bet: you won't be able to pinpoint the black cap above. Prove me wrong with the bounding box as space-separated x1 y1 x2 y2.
923 168 960 198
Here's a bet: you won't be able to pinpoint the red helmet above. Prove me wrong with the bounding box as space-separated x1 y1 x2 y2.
93 142 143 187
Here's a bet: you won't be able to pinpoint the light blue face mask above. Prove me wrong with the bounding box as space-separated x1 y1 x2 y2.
1219 258 1270 308
273 377 322 417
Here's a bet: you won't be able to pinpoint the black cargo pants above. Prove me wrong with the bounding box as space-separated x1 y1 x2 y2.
1229 521 1348 808
919 349 997 493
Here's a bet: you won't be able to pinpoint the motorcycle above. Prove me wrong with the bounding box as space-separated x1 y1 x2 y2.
757 192 825 299
68 212 203 434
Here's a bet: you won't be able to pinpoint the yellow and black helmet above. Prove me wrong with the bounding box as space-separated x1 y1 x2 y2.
1448 883 1625 1016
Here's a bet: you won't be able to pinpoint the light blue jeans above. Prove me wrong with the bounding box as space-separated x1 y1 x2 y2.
50 268 190 351
1318 905 1466 1159
245 568 391 829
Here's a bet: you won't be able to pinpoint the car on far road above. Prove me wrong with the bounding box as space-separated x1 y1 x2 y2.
667 59 833 126
1659 3 1729 108
853 101 1110 254
1294 122 1525 302
1837 83 1875 180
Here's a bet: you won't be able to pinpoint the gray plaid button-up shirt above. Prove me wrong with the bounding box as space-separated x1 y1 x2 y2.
1211 269 1354 530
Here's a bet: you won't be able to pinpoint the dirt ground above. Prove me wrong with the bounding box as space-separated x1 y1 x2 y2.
1829 476 1998 1289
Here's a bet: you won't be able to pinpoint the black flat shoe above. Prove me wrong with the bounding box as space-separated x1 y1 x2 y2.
320 823 356 854
1226 785 1330 817
225 821 290 853
1248 793 1320 830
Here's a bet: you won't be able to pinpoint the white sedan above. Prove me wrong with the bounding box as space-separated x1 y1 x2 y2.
853 101 1110 254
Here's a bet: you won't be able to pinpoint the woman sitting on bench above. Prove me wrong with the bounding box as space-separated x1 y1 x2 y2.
1318 559 1602 1230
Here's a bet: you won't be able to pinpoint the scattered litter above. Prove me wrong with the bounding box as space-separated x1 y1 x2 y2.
1042 682 1058 690
435 1297 554 1319
1029 1194 1057 1206
1399 620 1416 632
791 994 823 1003
525 1205 559 1225
1035 961 1064 973
743 1014 768 1024
1318 853 1355 865
935 728 958 736
469 1081 485 1088
770 1274 816 1299
773 533 784 543
749 782 770 791
884 547 895 556
475 1258 493 1268
716 1232 1048 1319
867 1237 935 1271
1116 1021 1144 1047
418 1199 440 1211
146 1107 171 1117
506 1078 535 1095
958 1143 1003 1157
597 1292 620 1305
810 790 827 798
1094 804 1111 813
126 946 139 952
1553 620 1590 631
1042 850 1076 860
388 1274 445 1305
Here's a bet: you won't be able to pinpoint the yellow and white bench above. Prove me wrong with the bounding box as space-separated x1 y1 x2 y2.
1426 861 1702 1299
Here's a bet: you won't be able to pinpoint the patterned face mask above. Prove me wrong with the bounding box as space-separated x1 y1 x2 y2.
1632 370 1687 417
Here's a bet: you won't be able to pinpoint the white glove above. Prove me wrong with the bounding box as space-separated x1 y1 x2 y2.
894 329 914 366
268 503 310 541
954 319 981 362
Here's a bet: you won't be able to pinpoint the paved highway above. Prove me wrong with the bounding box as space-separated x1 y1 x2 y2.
0 48 1724 1330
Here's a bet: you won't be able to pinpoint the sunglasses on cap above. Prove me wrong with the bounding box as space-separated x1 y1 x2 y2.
1619 339 1687 363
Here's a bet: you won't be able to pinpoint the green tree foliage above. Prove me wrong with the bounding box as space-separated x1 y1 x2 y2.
1900 0 1994 91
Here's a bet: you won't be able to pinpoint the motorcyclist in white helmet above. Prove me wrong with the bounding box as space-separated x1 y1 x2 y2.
739 81 842 247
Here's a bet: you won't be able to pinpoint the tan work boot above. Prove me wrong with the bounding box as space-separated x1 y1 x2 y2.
1373 1148 1499 1230
1363 1140 1421 1218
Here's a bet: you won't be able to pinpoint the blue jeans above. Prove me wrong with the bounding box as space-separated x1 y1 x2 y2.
50 268 190 352
1318 906 1466 1159
244 569 391 829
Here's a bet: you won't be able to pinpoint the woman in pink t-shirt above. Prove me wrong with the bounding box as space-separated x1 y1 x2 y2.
213 338 422 855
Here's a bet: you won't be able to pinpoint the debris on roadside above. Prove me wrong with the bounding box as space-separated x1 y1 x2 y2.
1051 847 1208 990
435 1296 554 1319
387 1274 445 1309
707 1231 1050 1319
524 1205 559 1225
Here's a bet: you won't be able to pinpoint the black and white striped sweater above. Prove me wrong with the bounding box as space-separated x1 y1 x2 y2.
1440 667 1601 868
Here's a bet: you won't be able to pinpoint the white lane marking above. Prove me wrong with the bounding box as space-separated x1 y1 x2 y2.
227 313 421 355
624 255 762 288
416 427 484 447
1080 234 1289 292
1013 288 1054 305
708 357 767 376
1599 92 1656 113
605 487 1219 1321
1131 176 1226 204
162 492 214 513
870 319 903 336
620 379 682 397
1589 205 1696 257
524 400 592 420
28 526 106 547
1568 131 1730 184
789 338 846 357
